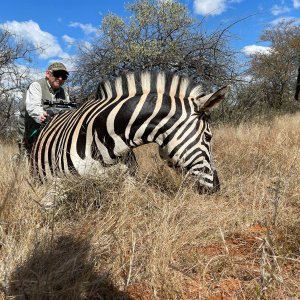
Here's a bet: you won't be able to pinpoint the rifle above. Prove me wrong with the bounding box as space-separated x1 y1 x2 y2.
42 100 78 123
43 99 77 110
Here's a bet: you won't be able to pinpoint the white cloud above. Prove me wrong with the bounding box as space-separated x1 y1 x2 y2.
63 34 76 46
271 4 290 15
193 0 226 15
193 0 242 16
241 45 271 56
0 20 69 60
69 22 98 35
293 0 300 8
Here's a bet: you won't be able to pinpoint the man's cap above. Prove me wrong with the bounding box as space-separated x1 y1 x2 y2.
47 62 69 75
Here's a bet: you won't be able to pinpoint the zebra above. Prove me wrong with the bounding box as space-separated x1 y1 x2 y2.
31 70 228 193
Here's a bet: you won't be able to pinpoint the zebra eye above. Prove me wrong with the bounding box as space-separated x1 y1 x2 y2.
204 132 212 142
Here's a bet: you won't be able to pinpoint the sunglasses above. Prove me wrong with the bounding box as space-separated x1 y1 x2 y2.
51 71 68 80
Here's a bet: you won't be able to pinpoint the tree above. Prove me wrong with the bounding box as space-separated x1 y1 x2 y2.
0 28 34 138
245 19 300 109
72 0 237 99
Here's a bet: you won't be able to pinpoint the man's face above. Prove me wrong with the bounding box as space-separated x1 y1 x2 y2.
46 70 68 90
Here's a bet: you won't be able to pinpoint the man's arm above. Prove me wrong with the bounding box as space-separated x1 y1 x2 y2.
25 82 48 123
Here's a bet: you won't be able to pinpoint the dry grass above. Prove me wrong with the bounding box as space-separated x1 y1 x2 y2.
1 113 300 299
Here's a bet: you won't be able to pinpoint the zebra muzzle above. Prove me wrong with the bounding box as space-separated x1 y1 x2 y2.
194 170 220 194
212 170 220 192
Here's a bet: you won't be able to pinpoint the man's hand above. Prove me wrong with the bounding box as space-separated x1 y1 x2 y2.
39 111 48 123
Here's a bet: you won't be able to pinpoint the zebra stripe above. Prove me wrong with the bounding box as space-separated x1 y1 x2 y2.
31 70 228 193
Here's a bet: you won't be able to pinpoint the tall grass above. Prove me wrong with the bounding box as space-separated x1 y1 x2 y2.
1 113 300 299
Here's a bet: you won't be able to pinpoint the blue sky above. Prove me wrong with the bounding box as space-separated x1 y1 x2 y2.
0 0 299 74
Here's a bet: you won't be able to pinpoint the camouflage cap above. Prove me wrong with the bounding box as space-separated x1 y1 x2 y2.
47 62 69 74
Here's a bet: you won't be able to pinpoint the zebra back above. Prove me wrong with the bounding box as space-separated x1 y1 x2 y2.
95 70 204 102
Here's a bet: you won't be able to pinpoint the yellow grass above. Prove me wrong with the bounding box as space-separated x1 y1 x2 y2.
1 113 300 299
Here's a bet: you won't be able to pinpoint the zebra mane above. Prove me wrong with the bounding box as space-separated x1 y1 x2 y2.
95 69 204 101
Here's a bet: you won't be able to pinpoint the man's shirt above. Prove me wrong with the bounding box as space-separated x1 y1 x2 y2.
25 80 70 123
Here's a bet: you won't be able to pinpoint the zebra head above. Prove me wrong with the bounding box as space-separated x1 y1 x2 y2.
158 86 228 194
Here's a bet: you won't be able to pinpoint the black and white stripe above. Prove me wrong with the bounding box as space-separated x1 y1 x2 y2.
31 70 228 193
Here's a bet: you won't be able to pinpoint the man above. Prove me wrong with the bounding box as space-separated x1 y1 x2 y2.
295 66 300 101
18 62 70 154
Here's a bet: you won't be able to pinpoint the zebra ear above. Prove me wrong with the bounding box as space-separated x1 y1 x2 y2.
196 86 229 111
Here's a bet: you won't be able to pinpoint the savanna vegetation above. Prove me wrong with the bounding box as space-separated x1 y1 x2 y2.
1 114 300 299
1 0 300 299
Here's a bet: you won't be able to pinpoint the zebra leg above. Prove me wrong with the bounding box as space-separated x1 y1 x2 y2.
121 150 138 176
40 178 68 210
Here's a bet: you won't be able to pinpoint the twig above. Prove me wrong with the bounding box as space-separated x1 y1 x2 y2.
125 230 136 288
219 227 229 255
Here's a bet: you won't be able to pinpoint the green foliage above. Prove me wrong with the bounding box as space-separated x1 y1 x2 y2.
240 20 300 110
209 19 300 125
72 0 236 99
98 0 194 69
